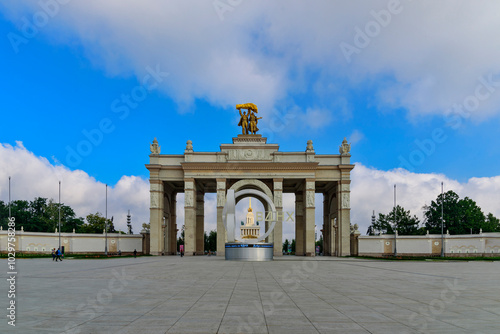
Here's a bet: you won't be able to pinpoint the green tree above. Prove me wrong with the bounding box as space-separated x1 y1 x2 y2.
484 213 500 232
283 239 290 254
29 197 51 232
368 205 422 235
42 199 84 233
0 200 8 229
291 239 296 254
64 217 86 233
9 200 31 230
82 212 115 234
204 230 217 253
177 225 185 251
315 235 323 254
424 191 486 234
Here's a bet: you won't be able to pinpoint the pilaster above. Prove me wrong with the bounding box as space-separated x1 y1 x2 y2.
216 178 226 256
169 194 177 254
304 178 316 256
337 180 351 256
273 178 283 256
149 180 163 256
323 193 330 256
196 190 205 255
295 190 304 256
184 178 196 256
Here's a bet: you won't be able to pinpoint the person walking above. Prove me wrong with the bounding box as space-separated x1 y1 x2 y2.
52 248 56 261
133 249 137 258
55 248 63 262
180 244 184 257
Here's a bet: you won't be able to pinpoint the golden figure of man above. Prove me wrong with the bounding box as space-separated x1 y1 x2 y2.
238 109 249 134
248 111 262 134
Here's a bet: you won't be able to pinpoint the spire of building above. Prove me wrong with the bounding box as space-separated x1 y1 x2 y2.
248 197 252 212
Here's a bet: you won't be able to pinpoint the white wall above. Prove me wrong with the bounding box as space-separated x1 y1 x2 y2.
0 229 143 253
358 232 500 256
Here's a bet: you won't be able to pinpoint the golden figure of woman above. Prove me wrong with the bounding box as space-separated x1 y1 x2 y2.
248 111 262 134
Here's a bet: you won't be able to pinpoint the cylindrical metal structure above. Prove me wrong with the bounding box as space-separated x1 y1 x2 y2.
225 243 273 261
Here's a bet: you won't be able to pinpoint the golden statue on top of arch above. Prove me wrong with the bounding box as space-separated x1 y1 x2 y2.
237 103 262 135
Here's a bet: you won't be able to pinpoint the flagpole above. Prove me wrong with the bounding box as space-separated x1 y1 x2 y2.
8 177 11 219
58 181 61 250
105 184 108 256
394 184 397 257
441 182 444 257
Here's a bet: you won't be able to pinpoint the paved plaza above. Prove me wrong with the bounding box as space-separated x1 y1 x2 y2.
2 256 499 334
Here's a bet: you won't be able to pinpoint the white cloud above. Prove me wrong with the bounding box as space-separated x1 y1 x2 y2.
349 130 364 145
0 142 149 233
351 163 500 235
4 1 500 122
301 108 333 129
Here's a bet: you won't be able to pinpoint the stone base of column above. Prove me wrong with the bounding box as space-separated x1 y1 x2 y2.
216 207 225 256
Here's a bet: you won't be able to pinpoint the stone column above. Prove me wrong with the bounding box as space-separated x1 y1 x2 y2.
196 190 205 255
304 179 316 256
265 200 274 244
323 193 330 256
184 178 196 256
216 179 226 256
337 180 351 256
295 189 304 256
162 193 170 255
273 178 283 256
149 180 164 256
169 193 177 255
331 185 339 256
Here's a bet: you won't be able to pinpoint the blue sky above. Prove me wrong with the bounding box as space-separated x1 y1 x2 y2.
1 1 499 236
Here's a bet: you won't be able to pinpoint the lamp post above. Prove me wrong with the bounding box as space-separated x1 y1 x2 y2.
8 177 11 219
441 182 444 257
58 181 61 251
394 184 397 257
105 184 108 256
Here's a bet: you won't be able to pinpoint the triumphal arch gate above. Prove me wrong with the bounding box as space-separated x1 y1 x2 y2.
146 104 354 257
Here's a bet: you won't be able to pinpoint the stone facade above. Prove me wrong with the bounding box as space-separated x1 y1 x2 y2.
146 135 354 257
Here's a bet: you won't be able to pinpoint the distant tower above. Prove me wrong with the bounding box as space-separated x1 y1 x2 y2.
246 198 255 226
371 210 376 235
127 210 133 234
240 198 260 239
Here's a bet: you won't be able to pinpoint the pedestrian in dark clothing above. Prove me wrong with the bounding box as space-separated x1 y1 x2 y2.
52 248 56 261
55 248 63 262
133 249 137 258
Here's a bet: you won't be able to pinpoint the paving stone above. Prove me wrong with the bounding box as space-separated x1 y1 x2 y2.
1 256 499 333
